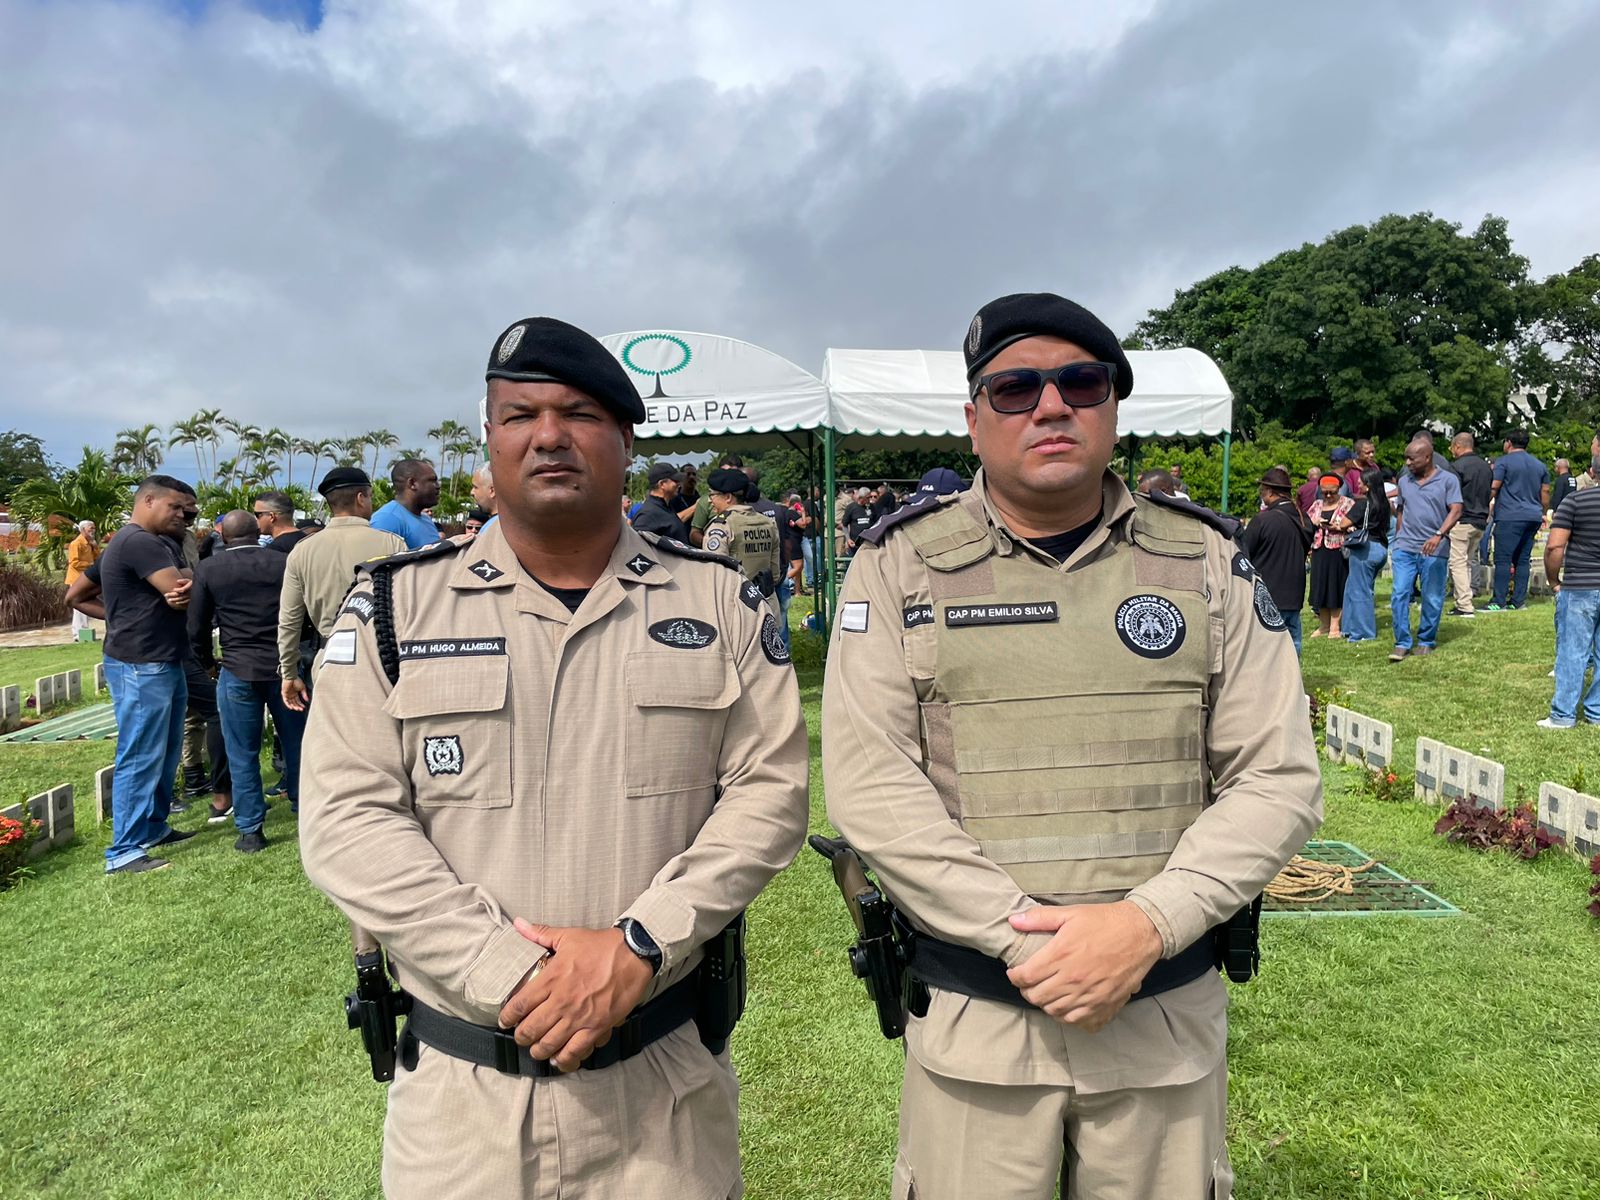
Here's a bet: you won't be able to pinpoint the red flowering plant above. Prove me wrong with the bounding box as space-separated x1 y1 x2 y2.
0 812 43 890
1360 767 1411 803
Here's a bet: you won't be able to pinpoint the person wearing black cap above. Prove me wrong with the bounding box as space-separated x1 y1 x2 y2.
630 462 691 542
1239 467 1314 655
298 316 807 1199
276 466 406 719
822 292 1321 1199
704 466 781 600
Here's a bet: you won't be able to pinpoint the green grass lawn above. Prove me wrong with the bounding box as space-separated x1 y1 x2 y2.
2 621 1598 1198
2 638 104 715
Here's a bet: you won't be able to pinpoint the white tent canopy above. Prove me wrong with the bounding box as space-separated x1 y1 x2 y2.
821 347 1233 449
598 330 831 453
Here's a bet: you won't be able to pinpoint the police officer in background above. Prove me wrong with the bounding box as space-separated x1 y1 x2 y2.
703 467 780 600
299 316 808 1199
822 293 1322 1200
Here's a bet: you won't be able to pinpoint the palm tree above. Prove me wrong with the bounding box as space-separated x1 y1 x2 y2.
290 437 320 492
332 437 362 467
11 448 138 568
111 424 165 477
366 429 398 481
194 407 222 480
168 417 208 483
447 436 479 481
301 437 336 489
392 447 430 469
428 419 468 481
260 427 291 487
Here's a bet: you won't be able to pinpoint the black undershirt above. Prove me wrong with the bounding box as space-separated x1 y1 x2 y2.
1027 509 1103 564
535 578 590 613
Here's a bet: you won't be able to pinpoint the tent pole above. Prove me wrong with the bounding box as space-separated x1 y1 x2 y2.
1126 435 1140 488
1219 430 1233 514
806 431 821 623
823 425 838 641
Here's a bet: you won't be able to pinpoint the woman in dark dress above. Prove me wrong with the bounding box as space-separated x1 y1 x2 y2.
1338 466 1391 643
1308 473 1353 638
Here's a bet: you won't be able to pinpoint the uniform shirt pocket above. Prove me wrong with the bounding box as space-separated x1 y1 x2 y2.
624 649 740 798
382 656 513 808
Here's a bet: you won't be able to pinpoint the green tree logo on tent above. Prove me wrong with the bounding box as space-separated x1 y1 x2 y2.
621 334 693 398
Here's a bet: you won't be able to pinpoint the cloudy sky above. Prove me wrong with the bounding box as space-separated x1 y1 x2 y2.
4 0 1597 474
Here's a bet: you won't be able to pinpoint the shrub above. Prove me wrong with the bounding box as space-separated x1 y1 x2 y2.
1434 801 1558 860
0 811 43 890
0 557 69 631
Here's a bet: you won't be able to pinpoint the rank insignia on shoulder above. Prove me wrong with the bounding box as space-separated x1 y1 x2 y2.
468 559 506 583
626 554 656 577
739 579 765 611
760 613 791 665
649 617 718 649
1230 551 1256 580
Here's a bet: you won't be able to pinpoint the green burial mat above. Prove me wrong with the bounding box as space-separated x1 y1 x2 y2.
0 701 116 743
1262 840 1459 917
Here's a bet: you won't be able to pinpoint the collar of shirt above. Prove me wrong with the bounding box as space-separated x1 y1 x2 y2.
324 515 373 528
449 518 675 615
971 466 1135 563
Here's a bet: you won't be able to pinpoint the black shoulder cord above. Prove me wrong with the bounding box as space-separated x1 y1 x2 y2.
369 567 401 687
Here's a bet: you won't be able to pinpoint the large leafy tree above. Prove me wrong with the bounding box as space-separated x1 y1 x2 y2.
0 430 54 504
1527 254 1600 426
1133 213 1534 442
10 449 137 568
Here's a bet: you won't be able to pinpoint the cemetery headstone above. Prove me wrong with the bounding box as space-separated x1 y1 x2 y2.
1537 783 1575 843
95 767 115 823
1438 744 1473 802
47 785 74 847
1466 756 1506 812
0 684 20 733
63 670 82 703
1415 737 1443 801
35 675 57 712
1575 796 1600 859
25 793 51 859
94 662 107 693
1347 711 1393 772
1324 704 1346 763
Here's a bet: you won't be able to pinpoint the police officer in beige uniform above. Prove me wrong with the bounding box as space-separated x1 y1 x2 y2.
821 293 1322 1200
703 468 781 601
300 317 808 1200
277 466 407 711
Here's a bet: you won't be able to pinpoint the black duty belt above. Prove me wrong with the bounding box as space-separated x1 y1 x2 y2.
404 974 699 1078
896 912 1215 1008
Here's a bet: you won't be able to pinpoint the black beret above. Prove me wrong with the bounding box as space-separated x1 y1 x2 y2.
962 292 1134 399
485 317 645 424
707 468 748 495
318 466 370 497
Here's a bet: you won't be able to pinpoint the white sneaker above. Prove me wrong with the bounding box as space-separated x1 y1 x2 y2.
1536 717 1575 730
1548 669 1556 678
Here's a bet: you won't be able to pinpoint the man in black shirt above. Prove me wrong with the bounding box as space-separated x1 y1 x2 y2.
100 476 202 874
630 463 691 542
189 509 305 852
1446 433 1493 616
256 490 306 556
842 488 875 554
1239 468 1313 656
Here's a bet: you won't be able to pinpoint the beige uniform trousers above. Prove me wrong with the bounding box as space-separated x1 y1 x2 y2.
383 1026 741 1200
1447 523 1483 611
894 1050 1231 1200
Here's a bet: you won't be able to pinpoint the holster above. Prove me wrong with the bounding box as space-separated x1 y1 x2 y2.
693 914 747 1054
1213 895 1262 983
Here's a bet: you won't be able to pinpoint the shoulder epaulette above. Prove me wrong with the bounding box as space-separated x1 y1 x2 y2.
858 491 954 547
1141 490 1243 540
637 530 742 572
355 536 470 577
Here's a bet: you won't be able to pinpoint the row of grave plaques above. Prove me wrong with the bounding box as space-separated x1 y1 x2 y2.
1328 705 1596 863
33 668 85 714
0 784 75 858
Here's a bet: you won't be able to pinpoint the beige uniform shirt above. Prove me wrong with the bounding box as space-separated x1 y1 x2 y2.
277 515 406 679
822 470 1322 1093
299 519 809 1029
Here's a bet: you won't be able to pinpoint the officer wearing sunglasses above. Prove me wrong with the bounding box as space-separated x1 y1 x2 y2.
822 292 1322 1199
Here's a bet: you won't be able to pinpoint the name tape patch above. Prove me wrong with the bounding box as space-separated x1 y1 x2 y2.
1114 594 1187 659
944 601 1059 628
398 637 507 659
902 604 934 629
649 617 718 649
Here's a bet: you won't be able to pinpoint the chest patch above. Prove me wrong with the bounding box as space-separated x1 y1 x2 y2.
467 559 505 583
1253 576 1287 631
649 617 718 649
760 613 791 665
902 604 934 629
398 637 507 659
944 601 1059 628
423 735 463 777
1114 594 1187 659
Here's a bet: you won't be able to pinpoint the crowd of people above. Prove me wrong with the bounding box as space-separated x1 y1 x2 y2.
1234 426 1600 727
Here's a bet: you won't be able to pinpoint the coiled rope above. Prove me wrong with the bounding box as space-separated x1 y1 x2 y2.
1265 854 1377 903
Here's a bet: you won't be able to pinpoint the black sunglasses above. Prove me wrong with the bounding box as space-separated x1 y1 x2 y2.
252 510 274 518
971 361 1118 414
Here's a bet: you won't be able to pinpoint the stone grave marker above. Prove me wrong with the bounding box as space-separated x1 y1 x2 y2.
1438 744 1473 803
25 793 51 859
1350 711 1393 772
95 767 115 823
0 684 20 733
1415 737 1443 800
63 669 82 703
94 662 107 693
1575 795 1600 859
1537 783 1574 843
47 785 74 847
35 674 57 712
1466 757 1506 812
1324 704 1346 762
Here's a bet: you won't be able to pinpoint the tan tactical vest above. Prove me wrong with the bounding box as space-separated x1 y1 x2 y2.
708 506 779 587
903 497 1213 898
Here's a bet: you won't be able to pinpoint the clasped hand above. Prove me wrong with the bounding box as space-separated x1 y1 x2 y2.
1004 900 1164 1033
496 919 655 1073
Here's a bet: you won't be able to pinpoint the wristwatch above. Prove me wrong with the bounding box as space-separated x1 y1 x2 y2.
616 918 663 974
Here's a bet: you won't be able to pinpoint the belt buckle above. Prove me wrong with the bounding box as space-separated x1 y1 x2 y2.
490 1029 523 1076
